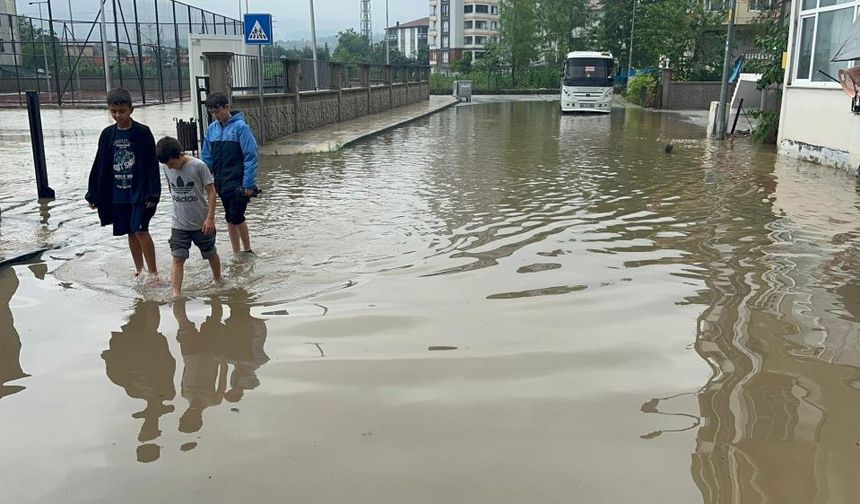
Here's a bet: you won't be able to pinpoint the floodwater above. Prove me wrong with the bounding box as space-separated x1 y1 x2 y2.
2 98 860 503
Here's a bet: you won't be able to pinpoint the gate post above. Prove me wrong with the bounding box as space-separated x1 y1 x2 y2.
26 91 55 200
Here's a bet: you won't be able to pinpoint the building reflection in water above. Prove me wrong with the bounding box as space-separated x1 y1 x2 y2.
101 300 176 463
679 164 860 502
101 292 269 461
0 266 27 399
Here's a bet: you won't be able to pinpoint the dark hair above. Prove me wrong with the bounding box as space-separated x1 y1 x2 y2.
204 92 230 109
106 88 133 107
156 136 184 164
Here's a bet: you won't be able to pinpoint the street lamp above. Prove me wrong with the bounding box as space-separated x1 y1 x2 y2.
29 1 51 99
627 0 637 78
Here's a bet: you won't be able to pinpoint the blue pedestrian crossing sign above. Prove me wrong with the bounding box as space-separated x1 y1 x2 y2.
244 13 273 45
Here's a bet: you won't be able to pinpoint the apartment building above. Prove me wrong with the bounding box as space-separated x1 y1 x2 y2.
428 0 499 74
385 17 429 60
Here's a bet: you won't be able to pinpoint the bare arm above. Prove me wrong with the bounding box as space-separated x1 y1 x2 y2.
202 182 216 235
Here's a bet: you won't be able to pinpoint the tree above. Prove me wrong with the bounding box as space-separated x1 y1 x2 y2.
539 0 591 64
450 56 472 74
333 28 370 63
499 0 539 84
747 0 788 89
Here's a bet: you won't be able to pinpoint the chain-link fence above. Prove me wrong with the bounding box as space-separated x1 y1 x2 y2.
0 0 241 106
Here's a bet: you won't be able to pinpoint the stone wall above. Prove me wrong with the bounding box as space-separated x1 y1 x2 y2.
224 59 430 143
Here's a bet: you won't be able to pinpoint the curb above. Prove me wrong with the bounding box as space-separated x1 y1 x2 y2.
339 99 460 150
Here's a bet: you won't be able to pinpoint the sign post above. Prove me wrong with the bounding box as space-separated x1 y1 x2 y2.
243 13 273 142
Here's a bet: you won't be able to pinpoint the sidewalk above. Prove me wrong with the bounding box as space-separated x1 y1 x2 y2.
260 95 458 156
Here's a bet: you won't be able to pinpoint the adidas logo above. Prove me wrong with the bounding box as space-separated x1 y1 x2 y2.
170 176 195 195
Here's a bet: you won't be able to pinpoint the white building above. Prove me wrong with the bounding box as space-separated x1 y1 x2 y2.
0 0 19 69
386 17 429 60
778 0 860 170
429 0 499 73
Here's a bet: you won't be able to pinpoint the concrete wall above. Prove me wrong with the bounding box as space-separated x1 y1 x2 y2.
778 86 859 171
663 81 727 110
232 80 430 143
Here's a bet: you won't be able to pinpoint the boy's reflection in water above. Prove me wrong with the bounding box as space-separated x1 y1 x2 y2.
174 298 226 434
0 266 27 399
173 291 268 438
101 300 176 463
223 296 269 403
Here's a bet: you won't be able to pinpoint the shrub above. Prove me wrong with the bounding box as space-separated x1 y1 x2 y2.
749 108 779 144
625 73 659 106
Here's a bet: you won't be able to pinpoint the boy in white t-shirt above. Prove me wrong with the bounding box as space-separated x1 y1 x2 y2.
156 136 222 298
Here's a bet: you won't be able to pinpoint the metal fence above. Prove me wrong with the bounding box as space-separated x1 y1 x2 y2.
0 0 241 106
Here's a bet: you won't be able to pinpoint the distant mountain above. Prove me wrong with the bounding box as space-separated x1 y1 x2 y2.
277 35 339 51
277 32 387 51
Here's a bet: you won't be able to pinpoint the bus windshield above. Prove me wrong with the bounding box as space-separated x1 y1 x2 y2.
563 58 613 87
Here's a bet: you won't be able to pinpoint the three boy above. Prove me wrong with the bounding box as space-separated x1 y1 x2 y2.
87 89 258 297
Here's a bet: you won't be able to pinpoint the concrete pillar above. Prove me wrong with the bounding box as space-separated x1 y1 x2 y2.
385 64 393 111
362 64 371 114
661 67 672 110
331 62 343 121
203 52 234 98
285 58 301 132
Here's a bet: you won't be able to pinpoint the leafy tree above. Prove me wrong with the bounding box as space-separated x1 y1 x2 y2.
450 56 472 74
746 0 788 89
333 28 370 63
538 0 591 64
499 0 539 84
587 0 634 72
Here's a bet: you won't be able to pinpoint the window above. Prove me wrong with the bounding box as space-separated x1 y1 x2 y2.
491 5 499 14
465 20 474 29
0 39 4 53
431 6 436 15
490 21 498 30
476 4 489 13
475 51 485 59
794 2 854 82
464 36 473 44
442 35 449 48
704 0 725 10
443 20 449 32
443 51 449 63
475 20 488 29
475 36 486 45
441 4 449 16
465 4 473 12
748 0 770 10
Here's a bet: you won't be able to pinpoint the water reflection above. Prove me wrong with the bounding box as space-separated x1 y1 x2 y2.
0 267 27 399
102 293 269 461
101 300 176 463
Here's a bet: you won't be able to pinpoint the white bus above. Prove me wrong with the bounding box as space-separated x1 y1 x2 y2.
560 51 615 113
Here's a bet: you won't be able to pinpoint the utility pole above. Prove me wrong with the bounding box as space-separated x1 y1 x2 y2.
100 0 111 92
627 0 636 77
716 0 738 139
310 0 319 89
385 0 389 64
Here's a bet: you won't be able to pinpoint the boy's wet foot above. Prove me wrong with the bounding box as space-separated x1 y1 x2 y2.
145 273 162 287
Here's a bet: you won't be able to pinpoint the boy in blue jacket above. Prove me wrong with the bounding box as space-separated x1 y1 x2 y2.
201 92 259 255
85 88 160 280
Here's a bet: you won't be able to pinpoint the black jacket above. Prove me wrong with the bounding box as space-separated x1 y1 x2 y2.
85 121 160 226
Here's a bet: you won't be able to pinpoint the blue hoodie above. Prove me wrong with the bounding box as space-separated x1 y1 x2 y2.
201 111 258 196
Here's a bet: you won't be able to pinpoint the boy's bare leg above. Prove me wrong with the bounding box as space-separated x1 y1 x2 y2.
226 223 241 254
208 254 222 282
128 234 144 275
171 257 186 298
135 231 158 275
226 222 252 254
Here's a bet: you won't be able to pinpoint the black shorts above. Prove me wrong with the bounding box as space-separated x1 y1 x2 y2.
220 192 249 225
112 203 156 236
169 228 217 259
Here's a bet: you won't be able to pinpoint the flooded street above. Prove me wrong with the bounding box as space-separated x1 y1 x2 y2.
3 98 860 503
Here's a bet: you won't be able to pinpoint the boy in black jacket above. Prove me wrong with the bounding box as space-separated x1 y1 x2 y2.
85 88 161 281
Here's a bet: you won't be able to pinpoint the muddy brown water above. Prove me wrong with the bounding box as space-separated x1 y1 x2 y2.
2 99 860 503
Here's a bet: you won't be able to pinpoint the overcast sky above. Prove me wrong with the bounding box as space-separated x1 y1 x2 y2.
201 0 428 40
